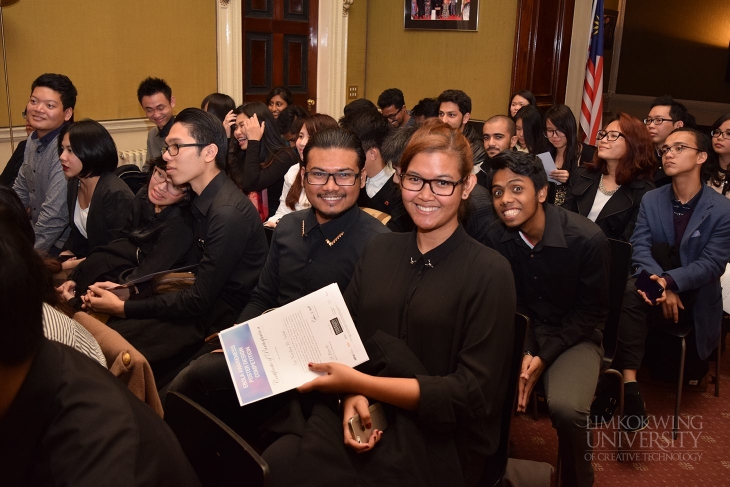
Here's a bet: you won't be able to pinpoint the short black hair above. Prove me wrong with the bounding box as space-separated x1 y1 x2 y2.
303 127 366 170
381 125 419 167
58 120 118 178
266 86 294 106
276 105 309 136
0 218 46 365
339 107 391 152
201 93 236 123
343 98 377 117
31 73 77 111
485 115 516 137
650 95 696 128
487 150 548 193
0 185 34 245
137 77 172 103
174 108 227 170
411 98 440 119
437 89 472 116
670 127 711 157
377 88 406 110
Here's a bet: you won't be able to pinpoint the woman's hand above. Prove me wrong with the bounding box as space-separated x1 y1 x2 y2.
549 169 570 184
297 362 364 394
243 113 265 141
223 110 236 138
342 394 382 453
56 280 77 301
82 282 126 317
61 257 85 270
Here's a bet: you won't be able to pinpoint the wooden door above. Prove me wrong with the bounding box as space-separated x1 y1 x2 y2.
242 0 318 112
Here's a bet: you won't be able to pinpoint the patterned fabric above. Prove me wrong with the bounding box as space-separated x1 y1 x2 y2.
42 303 107 367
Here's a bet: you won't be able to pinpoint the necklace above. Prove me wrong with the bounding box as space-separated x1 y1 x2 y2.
302 220 344 247
598 174 620 196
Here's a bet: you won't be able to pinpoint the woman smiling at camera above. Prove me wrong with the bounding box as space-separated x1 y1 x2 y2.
58 120 134 270
562 113 656 241
261 119 516 487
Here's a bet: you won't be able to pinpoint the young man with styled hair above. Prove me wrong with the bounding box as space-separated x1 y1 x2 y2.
13 73 77 254
377 88 414 128
137 76 176 164
486 150 610 487
437 89 486 172
645 95 696 187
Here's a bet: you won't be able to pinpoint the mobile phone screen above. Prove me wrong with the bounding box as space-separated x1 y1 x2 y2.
636 269 664 303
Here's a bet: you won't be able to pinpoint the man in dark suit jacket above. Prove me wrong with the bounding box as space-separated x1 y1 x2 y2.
594 128 730 430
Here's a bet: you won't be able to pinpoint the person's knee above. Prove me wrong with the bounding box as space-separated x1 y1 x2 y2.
166 352 229 403
548 395 589 430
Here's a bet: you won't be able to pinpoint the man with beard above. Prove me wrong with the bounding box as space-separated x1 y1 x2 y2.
479 114 518 186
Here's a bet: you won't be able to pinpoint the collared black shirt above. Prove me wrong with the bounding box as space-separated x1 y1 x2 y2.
157 116 175 140
239 205 389 322
485 203 610 365
125 171 268 319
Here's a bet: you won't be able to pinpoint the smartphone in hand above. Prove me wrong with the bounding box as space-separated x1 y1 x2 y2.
348 403 388 444
636 269 665 304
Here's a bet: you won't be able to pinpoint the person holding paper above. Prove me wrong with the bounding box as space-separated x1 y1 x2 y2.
262 120 516 487
562 113 656 241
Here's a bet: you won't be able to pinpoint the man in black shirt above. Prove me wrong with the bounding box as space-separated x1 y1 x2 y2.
485 151 610 487
167 127 389 434
84 109 268 380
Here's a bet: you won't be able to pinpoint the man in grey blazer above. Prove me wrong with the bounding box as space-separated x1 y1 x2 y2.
592 127 730 430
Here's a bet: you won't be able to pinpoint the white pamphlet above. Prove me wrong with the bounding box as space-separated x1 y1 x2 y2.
536 151 561 184
721 263 730 314
219 283 369 406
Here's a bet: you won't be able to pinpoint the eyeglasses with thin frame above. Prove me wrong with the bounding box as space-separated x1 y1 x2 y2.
544 129 566 139
151 167 185 196
658 145 702 157
304 171 361 186
161 143 209 156
399 173 465 196
710 129 730 140
643 117 674 126
596 130 625 142
384 107 403 122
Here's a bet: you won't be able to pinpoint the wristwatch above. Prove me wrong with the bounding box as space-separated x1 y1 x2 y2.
523 351 533 357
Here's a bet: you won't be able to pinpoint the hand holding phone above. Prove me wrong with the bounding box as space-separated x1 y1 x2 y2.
348 402 388 444
636 270 665 305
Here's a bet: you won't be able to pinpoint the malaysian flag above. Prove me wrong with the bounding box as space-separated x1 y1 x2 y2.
579 0 605 145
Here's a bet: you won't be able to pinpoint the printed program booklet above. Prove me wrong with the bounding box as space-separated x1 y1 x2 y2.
219 283 369 406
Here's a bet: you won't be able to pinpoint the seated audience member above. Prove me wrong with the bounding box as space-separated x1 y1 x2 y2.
0 185 106 366
276 104 309 146
265 113 339 227
411 97 440 125
594 128 730 430
514 105 549 154
437 89 487 173
377 87 415 128
645 95 696 188
340 107 396 213
0 219 200 487
259 120 515 487
0 112 33 187
168 127 390 430
201 92 236 138
57 157 195 301
705 113 730 197
509 89 537 118
13 73 77 254
544 104 596 206
266 86 293 119
562 113 656 241
485 151 610 487
229 102 300 220
343 98 377 117
81 109 268 379
479 114 518 184
137 77 175 165
385 125 497 241
58 120 135 270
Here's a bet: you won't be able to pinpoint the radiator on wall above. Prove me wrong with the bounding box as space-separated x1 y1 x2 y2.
118 150 147 169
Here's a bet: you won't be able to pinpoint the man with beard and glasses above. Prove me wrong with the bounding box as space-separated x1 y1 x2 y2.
166 127 389 437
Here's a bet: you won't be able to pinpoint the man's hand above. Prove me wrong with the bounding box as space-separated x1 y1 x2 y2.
82 283 126 317
660 289 684 323
517 355 545 412
637 274 666 306
342 394 381 453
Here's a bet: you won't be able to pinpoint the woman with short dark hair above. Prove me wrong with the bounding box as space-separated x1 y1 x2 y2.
58 120 134 270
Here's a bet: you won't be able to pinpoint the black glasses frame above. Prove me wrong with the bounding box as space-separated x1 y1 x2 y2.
304 171 361 186
399 174 465 196
162 143 209 156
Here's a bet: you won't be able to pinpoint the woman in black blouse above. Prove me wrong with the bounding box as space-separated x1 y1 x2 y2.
263 120 517 487
228 102 299 220
58 120 134 270
57 158 195 302
562 113 656 241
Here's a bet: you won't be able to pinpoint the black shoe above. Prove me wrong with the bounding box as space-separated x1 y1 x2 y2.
590 382 618 426
622 389 648 432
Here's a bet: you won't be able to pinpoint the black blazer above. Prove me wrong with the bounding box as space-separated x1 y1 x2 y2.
63 172 135 257
562 166 655 241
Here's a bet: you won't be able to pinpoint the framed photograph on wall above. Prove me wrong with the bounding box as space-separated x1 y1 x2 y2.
404 0 479 31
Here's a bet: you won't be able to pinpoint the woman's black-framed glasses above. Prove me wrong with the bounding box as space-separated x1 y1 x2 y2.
304 171 360 186
710 129 730 140
399 173 465 196
151 167 184 196
161 143 209 156
596 130 625 142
